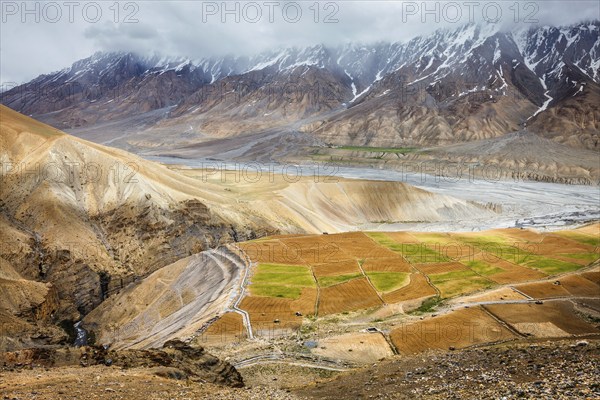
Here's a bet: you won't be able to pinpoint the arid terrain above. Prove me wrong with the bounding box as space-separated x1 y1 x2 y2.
2 13 600 400
1 105 600 399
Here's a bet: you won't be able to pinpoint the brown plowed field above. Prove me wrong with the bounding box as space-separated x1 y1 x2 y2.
318 278 382 315
495 228 545 242
452 287 527 303
538 235 596 253
580 268 600 285
558 274 600 297
514 281 572 299
291 287 318 315
390 307 516 354
240 287 317 335
312 260 361 277
327 234 399 259
197 312 246 345
382 273 436 304
484 301 599 336
573 223 600 236
361 257 412 273
239 240 309 265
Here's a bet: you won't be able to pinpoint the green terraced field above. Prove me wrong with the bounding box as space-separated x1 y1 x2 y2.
366 232 450 263
251 263 315 299
318 274 363 287
522 256 583 275
250 284 304 299
433 276 495 298
429 269 479 282
244 225 598 305
367 272 410 293
558 253 600 262
464 260 505 276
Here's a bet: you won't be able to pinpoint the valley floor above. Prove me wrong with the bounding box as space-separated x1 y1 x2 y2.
162 161 600 232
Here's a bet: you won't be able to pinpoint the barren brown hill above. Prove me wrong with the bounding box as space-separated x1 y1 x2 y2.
0 105 274 349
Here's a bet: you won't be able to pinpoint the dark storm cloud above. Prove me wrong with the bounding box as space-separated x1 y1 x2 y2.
1 0 598 85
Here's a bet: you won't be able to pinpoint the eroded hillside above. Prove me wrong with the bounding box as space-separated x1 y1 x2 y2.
0 106 492 349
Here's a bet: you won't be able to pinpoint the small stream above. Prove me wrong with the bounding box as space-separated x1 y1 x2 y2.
74 321 88 347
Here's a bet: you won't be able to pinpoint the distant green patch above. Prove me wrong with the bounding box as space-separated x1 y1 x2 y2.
365 232 406 253
367 272 410 293
522 256 583 275
318 274 363 287
254 263 310 275
250 263 315 299
405 244 452 263
472 242 535 265
434 277 494 299
337 146 416 154
464 260 504 276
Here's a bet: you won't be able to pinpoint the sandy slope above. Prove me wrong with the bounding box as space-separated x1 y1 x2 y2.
175 168 496 234
83 247 246 349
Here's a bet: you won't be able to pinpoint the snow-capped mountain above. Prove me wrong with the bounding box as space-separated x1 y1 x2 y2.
2 21 599 149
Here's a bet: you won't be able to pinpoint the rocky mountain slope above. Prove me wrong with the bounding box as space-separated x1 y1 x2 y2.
0 106 495 349
297 339 600 399
2 21 599 152
0 105 274 349
0 339 244 388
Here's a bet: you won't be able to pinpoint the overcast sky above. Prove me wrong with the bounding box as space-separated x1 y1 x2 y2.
1 0 598 84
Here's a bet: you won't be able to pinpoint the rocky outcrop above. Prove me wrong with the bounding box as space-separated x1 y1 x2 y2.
0 339 244 388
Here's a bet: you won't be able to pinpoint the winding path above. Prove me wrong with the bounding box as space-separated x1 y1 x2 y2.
226 244 255 340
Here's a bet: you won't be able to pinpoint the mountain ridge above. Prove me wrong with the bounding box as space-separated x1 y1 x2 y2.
2 20 599 151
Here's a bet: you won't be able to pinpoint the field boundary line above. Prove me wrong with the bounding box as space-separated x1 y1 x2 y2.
277 238 320 317
380 331 399 355
227 244 255 340
511 286 534 300
363 232 440 298
480 305 527 338
357 259 386 305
